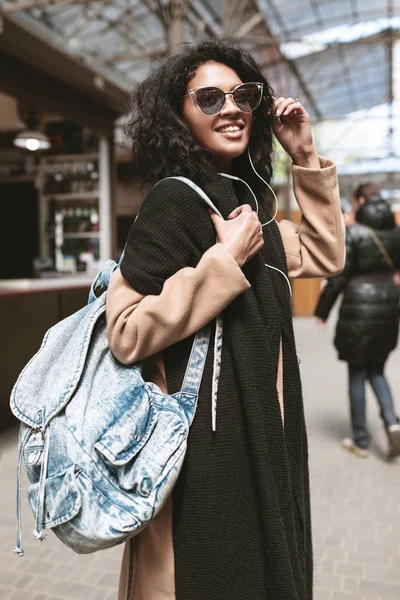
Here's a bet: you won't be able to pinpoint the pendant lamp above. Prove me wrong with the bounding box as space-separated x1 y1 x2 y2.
13 106 51 152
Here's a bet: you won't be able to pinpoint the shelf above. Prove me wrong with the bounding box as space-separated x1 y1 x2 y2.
41 153 99 162
47 232 100 238
41 193 99 201
0 175 35 183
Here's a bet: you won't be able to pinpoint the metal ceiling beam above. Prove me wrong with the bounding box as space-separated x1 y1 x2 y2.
294 45 384 120
187 1 221 37
168 0 189 54
256 0 322 120
109 48 165 63
234 12 264 39
349 0 360 23
231 33 281 44
65 1 112 40
387 0 394 157
16 0 150 72
1 0 87 13
143 0 169 31
72 7 151 54
0 13 129 114
336 43 359 113
309 0 325 30
223 0 245 37
230 0 251 38
198 0 222 28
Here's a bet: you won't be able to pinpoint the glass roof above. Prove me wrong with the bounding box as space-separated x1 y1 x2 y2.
1 0 400 161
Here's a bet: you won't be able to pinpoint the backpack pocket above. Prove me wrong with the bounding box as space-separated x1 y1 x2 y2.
121 408 186 498
94 392 158 495
27 465 81 529
94 394 187 497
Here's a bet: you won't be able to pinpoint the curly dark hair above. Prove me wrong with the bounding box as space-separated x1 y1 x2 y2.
125 38 275 194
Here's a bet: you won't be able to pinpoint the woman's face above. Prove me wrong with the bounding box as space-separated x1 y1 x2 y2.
182 61 253 172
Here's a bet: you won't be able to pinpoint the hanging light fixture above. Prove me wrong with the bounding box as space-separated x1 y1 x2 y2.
14 130 51 151
13 106 51 152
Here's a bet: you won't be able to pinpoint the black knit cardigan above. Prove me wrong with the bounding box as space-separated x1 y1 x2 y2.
121 171 312 600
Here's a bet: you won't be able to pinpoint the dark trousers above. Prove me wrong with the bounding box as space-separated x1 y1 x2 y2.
348 362 399 449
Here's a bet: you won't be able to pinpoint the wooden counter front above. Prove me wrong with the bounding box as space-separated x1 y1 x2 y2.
0 278 91 432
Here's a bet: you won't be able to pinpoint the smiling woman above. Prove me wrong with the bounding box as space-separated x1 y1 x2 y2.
181 64 255 172
124 40 276 195
107 38 345 600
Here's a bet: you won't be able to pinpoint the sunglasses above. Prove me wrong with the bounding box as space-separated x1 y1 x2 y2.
184 82 264 116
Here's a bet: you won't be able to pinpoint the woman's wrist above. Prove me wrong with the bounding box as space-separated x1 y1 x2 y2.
290 147 320 169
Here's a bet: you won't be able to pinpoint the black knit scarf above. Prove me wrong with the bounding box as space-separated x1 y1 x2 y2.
121 171 312 600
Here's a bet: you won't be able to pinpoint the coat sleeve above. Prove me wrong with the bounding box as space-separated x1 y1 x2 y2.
106 244 250 365
314 228 356 321
106 179 250 365
278 156 346 279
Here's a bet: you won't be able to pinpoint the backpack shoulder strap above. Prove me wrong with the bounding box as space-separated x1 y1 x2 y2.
160 176 224 219
161 176 223 431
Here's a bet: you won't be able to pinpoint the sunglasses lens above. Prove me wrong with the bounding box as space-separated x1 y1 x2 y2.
196 87 225 115
233 83 261 112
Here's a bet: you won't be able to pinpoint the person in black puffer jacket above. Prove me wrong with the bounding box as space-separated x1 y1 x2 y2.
315 182 400 460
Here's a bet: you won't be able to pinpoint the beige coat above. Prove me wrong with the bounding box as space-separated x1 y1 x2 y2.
106 157 345 600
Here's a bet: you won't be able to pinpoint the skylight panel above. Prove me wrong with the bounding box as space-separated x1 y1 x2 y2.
280 18 400 60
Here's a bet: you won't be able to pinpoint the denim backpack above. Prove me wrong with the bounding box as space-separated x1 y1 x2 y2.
10 177 223 556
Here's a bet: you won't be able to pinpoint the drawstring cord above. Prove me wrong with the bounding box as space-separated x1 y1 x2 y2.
212 315 223 432
14 408 49 556
33 425 50 542
14 428 31 557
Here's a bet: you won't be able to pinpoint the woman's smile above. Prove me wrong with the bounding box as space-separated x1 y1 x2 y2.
214 121 246 140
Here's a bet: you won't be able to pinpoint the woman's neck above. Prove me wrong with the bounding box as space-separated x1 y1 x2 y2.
214 156 232 174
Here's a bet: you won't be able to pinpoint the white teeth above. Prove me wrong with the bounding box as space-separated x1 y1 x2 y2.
219 125 241 133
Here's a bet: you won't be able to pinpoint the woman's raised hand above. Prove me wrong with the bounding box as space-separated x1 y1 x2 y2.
210 205 264 268
272 96 319 168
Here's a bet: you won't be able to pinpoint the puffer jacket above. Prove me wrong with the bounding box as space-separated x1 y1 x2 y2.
315 198 400 366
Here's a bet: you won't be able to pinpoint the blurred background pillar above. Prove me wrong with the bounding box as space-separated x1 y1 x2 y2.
168 0 189 55
99 135 114 262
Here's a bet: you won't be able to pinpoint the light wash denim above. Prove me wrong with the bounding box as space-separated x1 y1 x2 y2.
10 177 223 558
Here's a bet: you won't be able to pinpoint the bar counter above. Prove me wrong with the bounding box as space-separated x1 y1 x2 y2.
0 274 93 295
1 276 92 431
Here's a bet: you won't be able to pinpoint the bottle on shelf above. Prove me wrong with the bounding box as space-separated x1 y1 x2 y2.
40 155 101 273
82 207 91 232
90 208 100 232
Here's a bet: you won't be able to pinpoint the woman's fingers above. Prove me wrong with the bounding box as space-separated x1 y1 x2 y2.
274 96 291 116
210 211 223 226
210 205 264 267
227 204 253 220
275 97 297 117
282 102 302 116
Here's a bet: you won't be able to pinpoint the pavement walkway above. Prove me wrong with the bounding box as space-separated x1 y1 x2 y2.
1 315 399 600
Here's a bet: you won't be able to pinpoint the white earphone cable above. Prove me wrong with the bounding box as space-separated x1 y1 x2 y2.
263 263 292 298
246 148 279 227
218 149 278 226
218 149 292 298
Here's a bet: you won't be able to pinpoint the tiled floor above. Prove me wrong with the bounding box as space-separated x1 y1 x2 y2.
1 316 399 599
297 316 400 600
